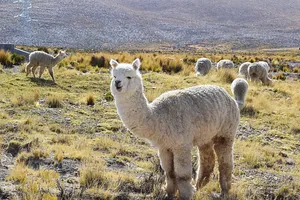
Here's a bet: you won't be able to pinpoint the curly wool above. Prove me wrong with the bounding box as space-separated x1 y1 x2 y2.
231 78 248 109
195 58 212 76
238 62 251 79
248 62 272 85
26 51 67 82
110 59 241 199
217 59 234 69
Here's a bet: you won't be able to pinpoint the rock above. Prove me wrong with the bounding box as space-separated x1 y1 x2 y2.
279 151 288 157
285 158 295 165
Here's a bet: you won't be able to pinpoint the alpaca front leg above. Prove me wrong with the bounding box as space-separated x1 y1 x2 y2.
158 148 176 197
173 148 195 200
26 63 33 76
39 66 46 78
48 68 55 82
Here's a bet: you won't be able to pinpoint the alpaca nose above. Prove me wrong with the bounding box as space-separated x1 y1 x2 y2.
115 80 121 87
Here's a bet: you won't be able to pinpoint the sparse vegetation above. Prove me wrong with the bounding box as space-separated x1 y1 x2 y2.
0 48 300 199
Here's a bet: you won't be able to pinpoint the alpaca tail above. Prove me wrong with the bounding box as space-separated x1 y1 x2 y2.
231 78 248 110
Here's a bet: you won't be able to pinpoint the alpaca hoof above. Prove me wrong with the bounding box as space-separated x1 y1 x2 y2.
211 192 229 200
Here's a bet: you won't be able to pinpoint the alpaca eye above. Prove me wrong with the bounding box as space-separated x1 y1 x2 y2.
114 76 116 78
127 77 132 79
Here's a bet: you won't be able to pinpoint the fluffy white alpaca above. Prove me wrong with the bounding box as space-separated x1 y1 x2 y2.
216 59 234 69
248 62 272 85
26 51 67 82
238 62 251 79
110 59 242 199
258 61 270 72
231 78 248 110
195 58 212 76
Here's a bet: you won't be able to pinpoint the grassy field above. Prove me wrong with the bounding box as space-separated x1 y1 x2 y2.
0 49 300 199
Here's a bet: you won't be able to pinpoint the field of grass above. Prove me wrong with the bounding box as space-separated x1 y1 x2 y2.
0 49 299 199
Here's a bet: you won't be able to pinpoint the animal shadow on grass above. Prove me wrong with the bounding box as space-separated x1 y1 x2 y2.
28 77 70 91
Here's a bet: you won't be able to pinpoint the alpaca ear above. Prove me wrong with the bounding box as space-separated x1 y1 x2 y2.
132 58 141 70
110 59 119 68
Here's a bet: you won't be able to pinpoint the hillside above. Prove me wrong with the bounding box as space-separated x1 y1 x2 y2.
0 0 300 50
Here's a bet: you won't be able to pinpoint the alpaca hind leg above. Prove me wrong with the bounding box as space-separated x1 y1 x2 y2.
173 148 195 200
31 65 38 78
213 136 234 197
39 66 46 78
158 148 176 197
48 68 55 82
26 63 33 76
196 142 215 189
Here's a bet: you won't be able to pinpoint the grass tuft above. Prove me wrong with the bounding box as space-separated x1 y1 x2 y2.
47 95 63 108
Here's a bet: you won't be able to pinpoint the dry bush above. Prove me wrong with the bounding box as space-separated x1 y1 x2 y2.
86 93 95 106
46 95 63 108
0 49 12 67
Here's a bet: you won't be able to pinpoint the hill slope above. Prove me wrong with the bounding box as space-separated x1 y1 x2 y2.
0 0 300 49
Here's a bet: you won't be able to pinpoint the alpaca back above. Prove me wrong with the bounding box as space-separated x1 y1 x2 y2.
217 59 234 69
149 85 239 146
29 51 54 66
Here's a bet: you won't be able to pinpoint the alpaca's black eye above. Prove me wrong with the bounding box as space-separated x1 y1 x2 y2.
114 76 116 78
127 77 132 79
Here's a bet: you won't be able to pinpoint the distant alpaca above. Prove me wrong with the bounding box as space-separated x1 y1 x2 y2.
110 59 243 199
258 61 270 72
231 78 248 109
195 58 212 76
217 59 234 69
248 62 272 85
238 62 251 79
26 51 67 82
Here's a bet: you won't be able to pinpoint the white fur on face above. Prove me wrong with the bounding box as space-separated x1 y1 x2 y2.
110 63 141 96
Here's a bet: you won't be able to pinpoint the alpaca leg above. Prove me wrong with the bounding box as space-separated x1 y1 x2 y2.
158 148 176 197
32 65 38 78
214 136 234 197
173 148 195 200
196 143 215 189
48 68 55 82
26 62 33 76
39 66 46 78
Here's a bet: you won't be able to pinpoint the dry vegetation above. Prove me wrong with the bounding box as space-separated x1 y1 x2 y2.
0 48 299 199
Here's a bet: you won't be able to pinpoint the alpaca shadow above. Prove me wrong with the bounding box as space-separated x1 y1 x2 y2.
28 77 71 92
29 77 56 87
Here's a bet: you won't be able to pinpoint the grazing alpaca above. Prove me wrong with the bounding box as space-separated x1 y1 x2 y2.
110 59 243 199
217 59 234 69
195 58 212 76
231 78 248 109
26 51 67 82
239 62 251 79
248 62 272 85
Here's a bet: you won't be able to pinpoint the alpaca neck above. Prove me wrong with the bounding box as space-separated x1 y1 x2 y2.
115 88 153 139
53 54 63 65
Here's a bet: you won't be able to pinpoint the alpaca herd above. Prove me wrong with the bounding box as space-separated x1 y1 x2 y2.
195 58 273 86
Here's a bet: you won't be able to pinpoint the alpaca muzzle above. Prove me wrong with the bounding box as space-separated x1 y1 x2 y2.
115 80 122 91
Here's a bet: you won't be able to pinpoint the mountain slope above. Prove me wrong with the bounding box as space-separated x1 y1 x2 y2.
0 0 299 49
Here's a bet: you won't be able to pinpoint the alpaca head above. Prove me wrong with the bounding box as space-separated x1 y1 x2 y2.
110 58 143 98
58 50 67 59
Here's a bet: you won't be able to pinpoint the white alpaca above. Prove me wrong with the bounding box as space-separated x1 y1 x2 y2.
110 59 243 199
231 78 248 110
217 59 234 69
258 61 270 72
238 62 251 79
195 58 212 76
26 51 67 82
248 62 272 85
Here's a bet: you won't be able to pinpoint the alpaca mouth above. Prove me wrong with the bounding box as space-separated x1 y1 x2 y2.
116 85 123 92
